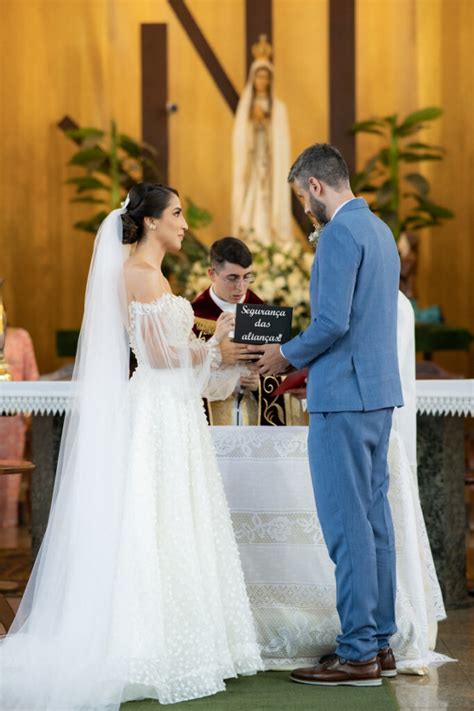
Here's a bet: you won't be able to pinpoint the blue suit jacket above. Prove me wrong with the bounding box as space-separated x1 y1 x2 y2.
282 198 404 412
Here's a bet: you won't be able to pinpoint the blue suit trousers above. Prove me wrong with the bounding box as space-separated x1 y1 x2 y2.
308 408 397 661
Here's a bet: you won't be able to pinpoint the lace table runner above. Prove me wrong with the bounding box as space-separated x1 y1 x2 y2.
1 379 472 416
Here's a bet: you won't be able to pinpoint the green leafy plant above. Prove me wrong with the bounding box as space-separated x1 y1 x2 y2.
60 118 212 292
351 107 454 240
64 120 160 233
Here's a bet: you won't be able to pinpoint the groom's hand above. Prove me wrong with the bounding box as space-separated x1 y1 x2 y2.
250 344 289 375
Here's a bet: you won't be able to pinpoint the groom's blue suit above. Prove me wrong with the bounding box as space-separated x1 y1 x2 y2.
282 198 404 661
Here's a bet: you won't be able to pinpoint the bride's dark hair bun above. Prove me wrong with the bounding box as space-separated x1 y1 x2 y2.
121 183 179 245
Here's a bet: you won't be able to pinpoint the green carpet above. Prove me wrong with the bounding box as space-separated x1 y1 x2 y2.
122 671 399 711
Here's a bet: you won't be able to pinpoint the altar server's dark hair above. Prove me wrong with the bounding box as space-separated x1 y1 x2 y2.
121 183 179 244
210 237 253 269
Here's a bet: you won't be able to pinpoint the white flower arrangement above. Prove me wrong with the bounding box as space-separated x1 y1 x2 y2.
184 237 314 334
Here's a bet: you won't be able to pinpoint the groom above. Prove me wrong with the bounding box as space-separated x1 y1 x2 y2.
254 144 404 687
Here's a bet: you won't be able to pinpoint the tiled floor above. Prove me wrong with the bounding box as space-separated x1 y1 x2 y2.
390 606 474 709
1 527 474 710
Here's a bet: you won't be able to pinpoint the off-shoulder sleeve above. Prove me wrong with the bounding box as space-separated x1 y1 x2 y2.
129 297 240 401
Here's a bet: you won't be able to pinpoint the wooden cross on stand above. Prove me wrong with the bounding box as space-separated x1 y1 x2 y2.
59 1 355 236
141 0 355 237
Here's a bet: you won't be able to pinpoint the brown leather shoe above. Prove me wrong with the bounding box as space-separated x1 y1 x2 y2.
318 648 397 678
317 647 397 678
290 655 382 687
378 647 397 677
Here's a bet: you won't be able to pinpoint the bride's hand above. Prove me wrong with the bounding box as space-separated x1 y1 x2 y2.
215 312 235 342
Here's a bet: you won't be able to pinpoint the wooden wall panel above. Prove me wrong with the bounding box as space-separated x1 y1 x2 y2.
0 0 245 372
429 0 474 375
166 0 243 245
274 0 329 239
274 0 329 155
1 0 472 375
357 0 474 375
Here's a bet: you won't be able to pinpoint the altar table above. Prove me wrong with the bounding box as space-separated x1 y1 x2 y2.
0 380 472 670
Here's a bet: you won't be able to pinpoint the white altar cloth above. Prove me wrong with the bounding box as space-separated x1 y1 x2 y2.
212 426 447 673
416 379 474 416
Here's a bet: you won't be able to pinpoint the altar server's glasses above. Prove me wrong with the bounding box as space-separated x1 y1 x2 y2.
221 273 255 285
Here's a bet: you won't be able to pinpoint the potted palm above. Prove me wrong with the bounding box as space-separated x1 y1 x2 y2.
352 109 473 360
351 107 454 297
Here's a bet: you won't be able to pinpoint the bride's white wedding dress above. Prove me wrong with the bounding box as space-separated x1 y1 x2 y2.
0 292 262 710
122 294 263 702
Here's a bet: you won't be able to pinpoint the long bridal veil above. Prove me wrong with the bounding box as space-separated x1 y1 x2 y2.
392 292 447 671
0 204 138 711
394 292 417 478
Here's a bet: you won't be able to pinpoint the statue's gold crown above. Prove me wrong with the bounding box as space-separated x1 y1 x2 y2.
251 34 272 62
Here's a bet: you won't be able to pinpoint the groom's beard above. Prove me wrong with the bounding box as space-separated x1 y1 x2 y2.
309 194 329 225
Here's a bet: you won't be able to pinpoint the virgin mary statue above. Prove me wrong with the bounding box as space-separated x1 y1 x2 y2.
232 35 292 246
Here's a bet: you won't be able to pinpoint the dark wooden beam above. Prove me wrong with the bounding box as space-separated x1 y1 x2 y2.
329 0 356 173
168 0 239 113
245 0 272 73
141 24 168 182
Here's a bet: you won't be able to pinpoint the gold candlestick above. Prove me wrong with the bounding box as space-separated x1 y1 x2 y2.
0 278 12 381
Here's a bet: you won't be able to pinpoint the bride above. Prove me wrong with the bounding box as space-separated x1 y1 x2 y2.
0 183 262 710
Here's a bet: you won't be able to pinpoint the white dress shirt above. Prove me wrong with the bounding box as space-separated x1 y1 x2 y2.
209 286 244 314
330 197 357 221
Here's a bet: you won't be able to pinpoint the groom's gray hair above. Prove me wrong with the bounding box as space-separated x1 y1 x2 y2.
288 143 350 190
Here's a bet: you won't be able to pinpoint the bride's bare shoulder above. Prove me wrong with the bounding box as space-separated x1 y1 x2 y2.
124 255 156 276
124 257 168 304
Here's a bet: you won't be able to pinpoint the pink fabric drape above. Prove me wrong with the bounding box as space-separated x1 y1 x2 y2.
0 328 39 527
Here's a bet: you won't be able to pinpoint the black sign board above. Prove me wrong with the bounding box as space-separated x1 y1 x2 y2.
233 303 293 345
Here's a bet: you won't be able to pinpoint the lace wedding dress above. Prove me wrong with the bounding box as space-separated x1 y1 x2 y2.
0 292 262 710
121 293 263 702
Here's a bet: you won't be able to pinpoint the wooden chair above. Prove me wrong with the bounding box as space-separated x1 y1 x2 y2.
0 460 35 633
